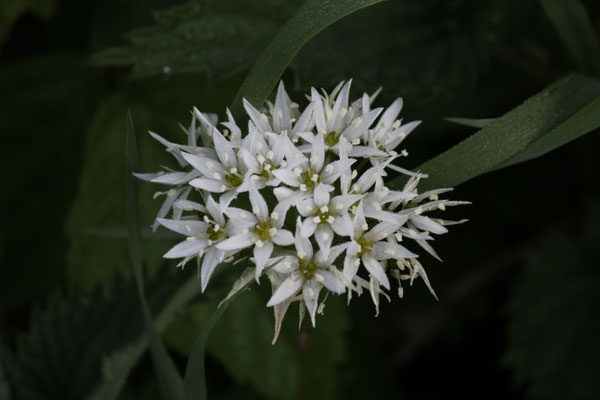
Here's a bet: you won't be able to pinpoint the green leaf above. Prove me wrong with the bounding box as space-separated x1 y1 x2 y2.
505 203 600 400
2 273 183 400
538 0 600 76
182 276 252 400
390 74 600 192
88 274 203 400
444 117 497 129
125 112 184 400
230 0 385 117
91 0 301 79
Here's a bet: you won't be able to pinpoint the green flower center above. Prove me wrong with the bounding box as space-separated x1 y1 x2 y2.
315 208 332 224
301 167 320 189
254 220 273 241
325 131 340 147
225 171 243 187
207 224 227 242
260 161 276 179
356 235 373 256
299 258 318 280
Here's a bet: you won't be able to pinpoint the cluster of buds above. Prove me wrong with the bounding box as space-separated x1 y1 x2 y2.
137 80 467 333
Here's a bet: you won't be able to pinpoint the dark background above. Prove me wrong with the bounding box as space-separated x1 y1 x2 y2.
1 0 599 399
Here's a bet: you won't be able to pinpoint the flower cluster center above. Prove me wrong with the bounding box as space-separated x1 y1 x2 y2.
315 208 332 224
301 167 320 188
325 131 340 147
254 220 273 241
260 161 276 179
207 223 227 242
225 171 243 187
356 235 373 256
298 258 318 280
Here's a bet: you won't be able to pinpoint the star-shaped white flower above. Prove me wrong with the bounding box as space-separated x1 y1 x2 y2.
267 224 346 326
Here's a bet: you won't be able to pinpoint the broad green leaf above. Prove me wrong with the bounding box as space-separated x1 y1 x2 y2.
125 113 184 400
91 0 301 79
1 273 183 400
390 74 600 192
167 286 350 400
444 117 497 129
538 0 600 76
65 75 238 290
505 203 600 399
230 0 385 117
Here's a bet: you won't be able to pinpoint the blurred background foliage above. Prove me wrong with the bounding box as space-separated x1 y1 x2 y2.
1 0 599 399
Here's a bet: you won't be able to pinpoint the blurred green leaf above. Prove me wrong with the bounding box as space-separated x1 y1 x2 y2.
2 273 183 400
539 0 600 76
505 203 600 400
125 112 184 400
230 0 385 116
89 272 203 400
65 75 237 290
390 74 600 191
92 0 301 79
166 286 350 400
0 0 56 49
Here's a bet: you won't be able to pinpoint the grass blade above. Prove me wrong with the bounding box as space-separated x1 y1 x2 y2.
125 111 184 400
390 74 600 191
539 0 600 76
183 279 253 400
444 117 497 129
230 0 385 117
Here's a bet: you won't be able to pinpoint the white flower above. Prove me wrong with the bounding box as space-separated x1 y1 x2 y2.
217 187 295 278
138 78 469 334
157 196 232 291
296 183 359 257
267 224 346 326
343 202 418 290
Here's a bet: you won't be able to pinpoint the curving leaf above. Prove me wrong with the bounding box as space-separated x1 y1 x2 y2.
230 0 385 117
444 117 497 129
125 112 184 400
390 74 600 191
538 0 600 76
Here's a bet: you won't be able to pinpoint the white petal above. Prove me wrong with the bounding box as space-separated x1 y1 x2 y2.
157 218 207 236
303 279 322 327
343 254 359 280
212 126 237 168
217 234 253 251
254 240 274 276
267 274 303 306
301 218 318 237
243 99 272 133
164 240 207 259
361 254 390 289
410 215 448 234
181 152 225 177
189 178 226 192
315 224 333 257
249 188 269 220
272 169 301 187
330 214 354 237
295 220 313 259
318 270 345 294
313 183 332 207
272 229 294 246
310 131 325 171
200 248 220 292
372 241 418 259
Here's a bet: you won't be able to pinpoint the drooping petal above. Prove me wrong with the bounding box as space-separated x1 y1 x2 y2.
217 234 254 251
303 279 322 326
157 218 207 236
361 254 390 289
200 248 220 292
267 274 303 306
343 254 360 281
254 240 274 277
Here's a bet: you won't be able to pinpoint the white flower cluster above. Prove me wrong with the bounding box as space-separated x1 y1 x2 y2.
138 80 468 330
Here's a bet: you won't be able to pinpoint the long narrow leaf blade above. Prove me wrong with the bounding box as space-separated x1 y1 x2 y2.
444 117 497 129
539 0 600 76
125 111 184 400
390 74 600 191
230 0 385 117
183 279 253 400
